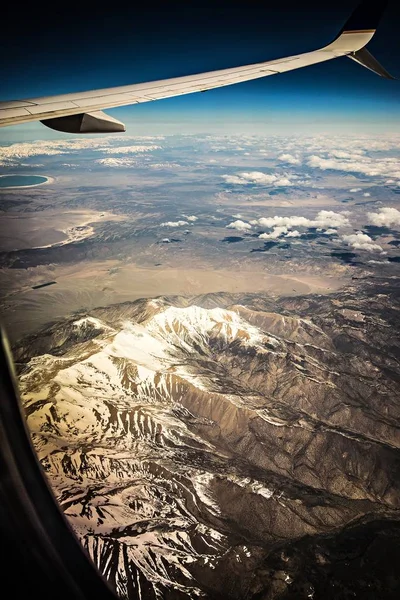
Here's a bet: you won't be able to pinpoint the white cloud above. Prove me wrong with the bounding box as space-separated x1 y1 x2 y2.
278 153 300 165
254 210 350 231
349 188 362 193
257 216 309 228
223 175 247 185
323 228 338 235
259 226 288 239
183 215 198 222
161 238 171 243
226 220 252 231
222 171 293 187
341 232 383 252
313 210 351 228
160 220 188 227
367 207 400 227
363 192 371 197
285 230 301 238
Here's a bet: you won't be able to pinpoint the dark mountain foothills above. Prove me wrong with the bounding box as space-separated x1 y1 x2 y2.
13 277 400 600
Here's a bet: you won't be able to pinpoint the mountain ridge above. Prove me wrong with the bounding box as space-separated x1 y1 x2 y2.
15 281 400 599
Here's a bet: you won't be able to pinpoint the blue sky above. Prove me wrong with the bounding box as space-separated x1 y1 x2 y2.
0 0 399 140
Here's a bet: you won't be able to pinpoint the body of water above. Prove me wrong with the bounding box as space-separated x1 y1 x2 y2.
0 175 49 188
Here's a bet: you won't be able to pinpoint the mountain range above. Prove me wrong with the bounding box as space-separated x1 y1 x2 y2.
15 280 400 599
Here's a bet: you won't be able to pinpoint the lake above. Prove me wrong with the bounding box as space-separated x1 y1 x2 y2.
0 175 49 188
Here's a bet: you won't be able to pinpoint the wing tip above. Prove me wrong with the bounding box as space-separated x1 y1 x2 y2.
348 47 397 80
340 0 388 35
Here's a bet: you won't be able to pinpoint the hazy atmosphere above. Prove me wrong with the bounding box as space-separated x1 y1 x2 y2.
1 132 400 341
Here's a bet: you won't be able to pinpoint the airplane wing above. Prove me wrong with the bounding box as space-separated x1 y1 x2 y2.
0 0 394 134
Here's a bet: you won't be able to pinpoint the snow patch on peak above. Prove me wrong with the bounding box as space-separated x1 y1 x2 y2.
147 305 265 349
227 475 275 500
148 298 164 309
72 316 111 330
106 322 170 372
192 472 221 516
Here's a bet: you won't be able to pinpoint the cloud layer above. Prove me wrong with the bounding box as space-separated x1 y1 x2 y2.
99 145 161 155
0 137 163 166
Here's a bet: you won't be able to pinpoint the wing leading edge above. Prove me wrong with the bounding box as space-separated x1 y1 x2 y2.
0 0 394 133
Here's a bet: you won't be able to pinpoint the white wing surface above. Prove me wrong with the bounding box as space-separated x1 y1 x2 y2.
0 1 393 133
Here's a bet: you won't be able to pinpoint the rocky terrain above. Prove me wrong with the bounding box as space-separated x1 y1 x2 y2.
15 278 400 599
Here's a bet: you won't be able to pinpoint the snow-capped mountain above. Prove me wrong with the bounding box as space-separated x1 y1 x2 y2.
16 284 400 599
